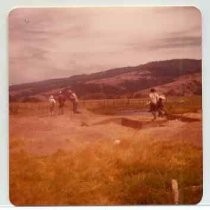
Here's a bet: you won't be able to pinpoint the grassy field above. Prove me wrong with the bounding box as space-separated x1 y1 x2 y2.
9 96 201 116
9 96 202 205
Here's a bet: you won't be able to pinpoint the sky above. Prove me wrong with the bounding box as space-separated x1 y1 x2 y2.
9 7 201 85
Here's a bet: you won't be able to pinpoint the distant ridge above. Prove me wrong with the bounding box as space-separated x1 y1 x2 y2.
10 59 201 101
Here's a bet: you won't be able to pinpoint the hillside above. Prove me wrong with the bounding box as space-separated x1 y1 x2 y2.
133 72 201 98
9 59 201 101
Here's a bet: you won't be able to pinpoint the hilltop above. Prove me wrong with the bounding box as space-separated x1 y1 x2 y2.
9 59 201 101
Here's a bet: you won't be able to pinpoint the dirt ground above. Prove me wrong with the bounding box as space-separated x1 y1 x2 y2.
10 108 202 156
9 107 202 205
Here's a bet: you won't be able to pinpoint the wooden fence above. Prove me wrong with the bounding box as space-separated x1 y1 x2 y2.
9 98 148 115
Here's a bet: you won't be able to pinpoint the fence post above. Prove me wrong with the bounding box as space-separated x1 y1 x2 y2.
171 179 179 204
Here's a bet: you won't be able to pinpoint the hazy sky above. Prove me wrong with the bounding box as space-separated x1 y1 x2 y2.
9 7 201 84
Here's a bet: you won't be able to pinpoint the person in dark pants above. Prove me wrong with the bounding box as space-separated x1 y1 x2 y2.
58 91 66 115
156 95 166 117
149 88 159 120
69 90 80 114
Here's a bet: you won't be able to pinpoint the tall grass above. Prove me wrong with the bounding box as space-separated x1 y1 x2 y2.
9 96 202 205
10 136 202 205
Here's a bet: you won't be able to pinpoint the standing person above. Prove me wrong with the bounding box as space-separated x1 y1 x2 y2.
69 90 80 114
49 95 56 116
58 90 66 115
149 88 159 120
156 95 166 117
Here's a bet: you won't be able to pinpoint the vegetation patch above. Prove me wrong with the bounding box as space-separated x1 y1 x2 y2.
10 136 202 205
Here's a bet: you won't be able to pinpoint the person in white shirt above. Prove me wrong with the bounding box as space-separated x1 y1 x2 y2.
49 95 56 116
149 88 159 120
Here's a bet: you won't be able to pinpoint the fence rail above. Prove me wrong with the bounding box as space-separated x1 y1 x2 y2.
9 96 200 116
9 98 149 115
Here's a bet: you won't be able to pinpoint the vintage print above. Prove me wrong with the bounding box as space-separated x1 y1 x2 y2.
9 7 202 205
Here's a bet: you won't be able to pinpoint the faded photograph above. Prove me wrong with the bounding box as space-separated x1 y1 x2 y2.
9 7 202 205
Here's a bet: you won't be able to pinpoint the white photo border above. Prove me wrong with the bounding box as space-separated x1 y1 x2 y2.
1 0 210 208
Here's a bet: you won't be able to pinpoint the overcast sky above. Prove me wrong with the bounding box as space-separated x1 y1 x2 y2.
9 7 201 85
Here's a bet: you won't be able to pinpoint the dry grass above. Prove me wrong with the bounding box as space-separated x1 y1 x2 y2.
9 96 201 116
10 131 202 205
86 96 202 115
165 96 201 114
9 97 202 205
